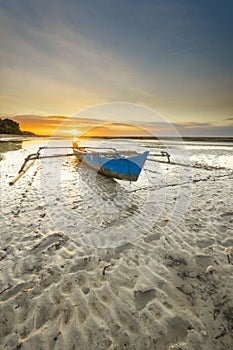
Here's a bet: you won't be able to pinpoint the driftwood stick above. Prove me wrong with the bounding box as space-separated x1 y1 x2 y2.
0 284 11 295
103 264 111 275
215 326 227 339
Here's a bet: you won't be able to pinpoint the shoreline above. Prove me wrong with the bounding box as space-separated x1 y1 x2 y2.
79 136 233 142
1 134 233 143
0 134 48 142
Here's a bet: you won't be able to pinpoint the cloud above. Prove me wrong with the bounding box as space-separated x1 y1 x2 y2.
180 122 212 128
129 120 213 130
0 8 155 115
12 115 67 121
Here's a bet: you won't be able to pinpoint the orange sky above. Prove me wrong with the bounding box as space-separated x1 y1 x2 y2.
12 115 152 137
6 110 233 138
13 115 67 136
80 124 151 138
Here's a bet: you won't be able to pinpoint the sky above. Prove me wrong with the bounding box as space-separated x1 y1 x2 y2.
0 0 233 136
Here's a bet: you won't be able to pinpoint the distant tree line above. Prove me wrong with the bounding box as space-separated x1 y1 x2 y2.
0 118 35 135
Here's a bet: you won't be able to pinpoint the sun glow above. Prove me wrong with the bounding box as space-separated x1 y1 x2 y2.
71 129 78 136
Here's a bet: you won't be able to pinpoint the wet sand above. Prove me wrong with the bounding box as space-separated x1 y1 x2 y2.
0 139 233 349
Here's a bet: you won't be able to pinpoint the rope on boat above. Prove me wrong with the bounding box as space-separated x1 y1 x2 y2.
147 158 227 171
127 171 233 193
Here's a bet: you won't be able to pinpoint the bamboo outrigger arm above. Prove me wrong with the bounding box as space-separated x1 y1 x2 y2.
9 146 77 186
161 151 171 163
9 159 37 186
149 151 171 163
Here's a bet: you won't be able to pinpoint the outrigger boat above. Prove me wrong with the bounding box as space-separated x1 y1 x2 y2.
72 141 149 181
9 141 170 185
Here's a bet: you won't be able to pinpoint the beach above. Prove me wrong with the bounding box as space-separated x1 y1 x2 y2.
0 137 233 350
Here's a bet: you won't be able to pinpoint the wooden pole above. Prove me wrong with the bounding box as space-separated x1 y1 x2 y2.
9 159 36 186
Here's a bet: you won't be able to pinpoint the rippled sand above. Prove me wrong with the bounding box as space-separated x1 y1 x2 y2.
0 138 233 349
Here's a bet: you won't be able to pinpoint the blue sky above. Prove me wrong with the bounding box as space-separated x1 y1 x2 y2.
0 0 233 135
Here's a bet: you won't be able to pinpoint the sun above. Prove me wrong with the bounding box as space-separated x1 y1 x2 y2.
71 129 78 136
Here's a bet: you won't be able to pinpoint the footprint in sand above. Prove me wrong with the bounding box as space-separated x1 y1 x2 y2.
134 288 157 311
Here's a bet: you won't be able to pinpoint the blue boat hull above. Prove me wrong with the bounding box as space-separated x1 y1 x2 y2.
73 149 149 181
